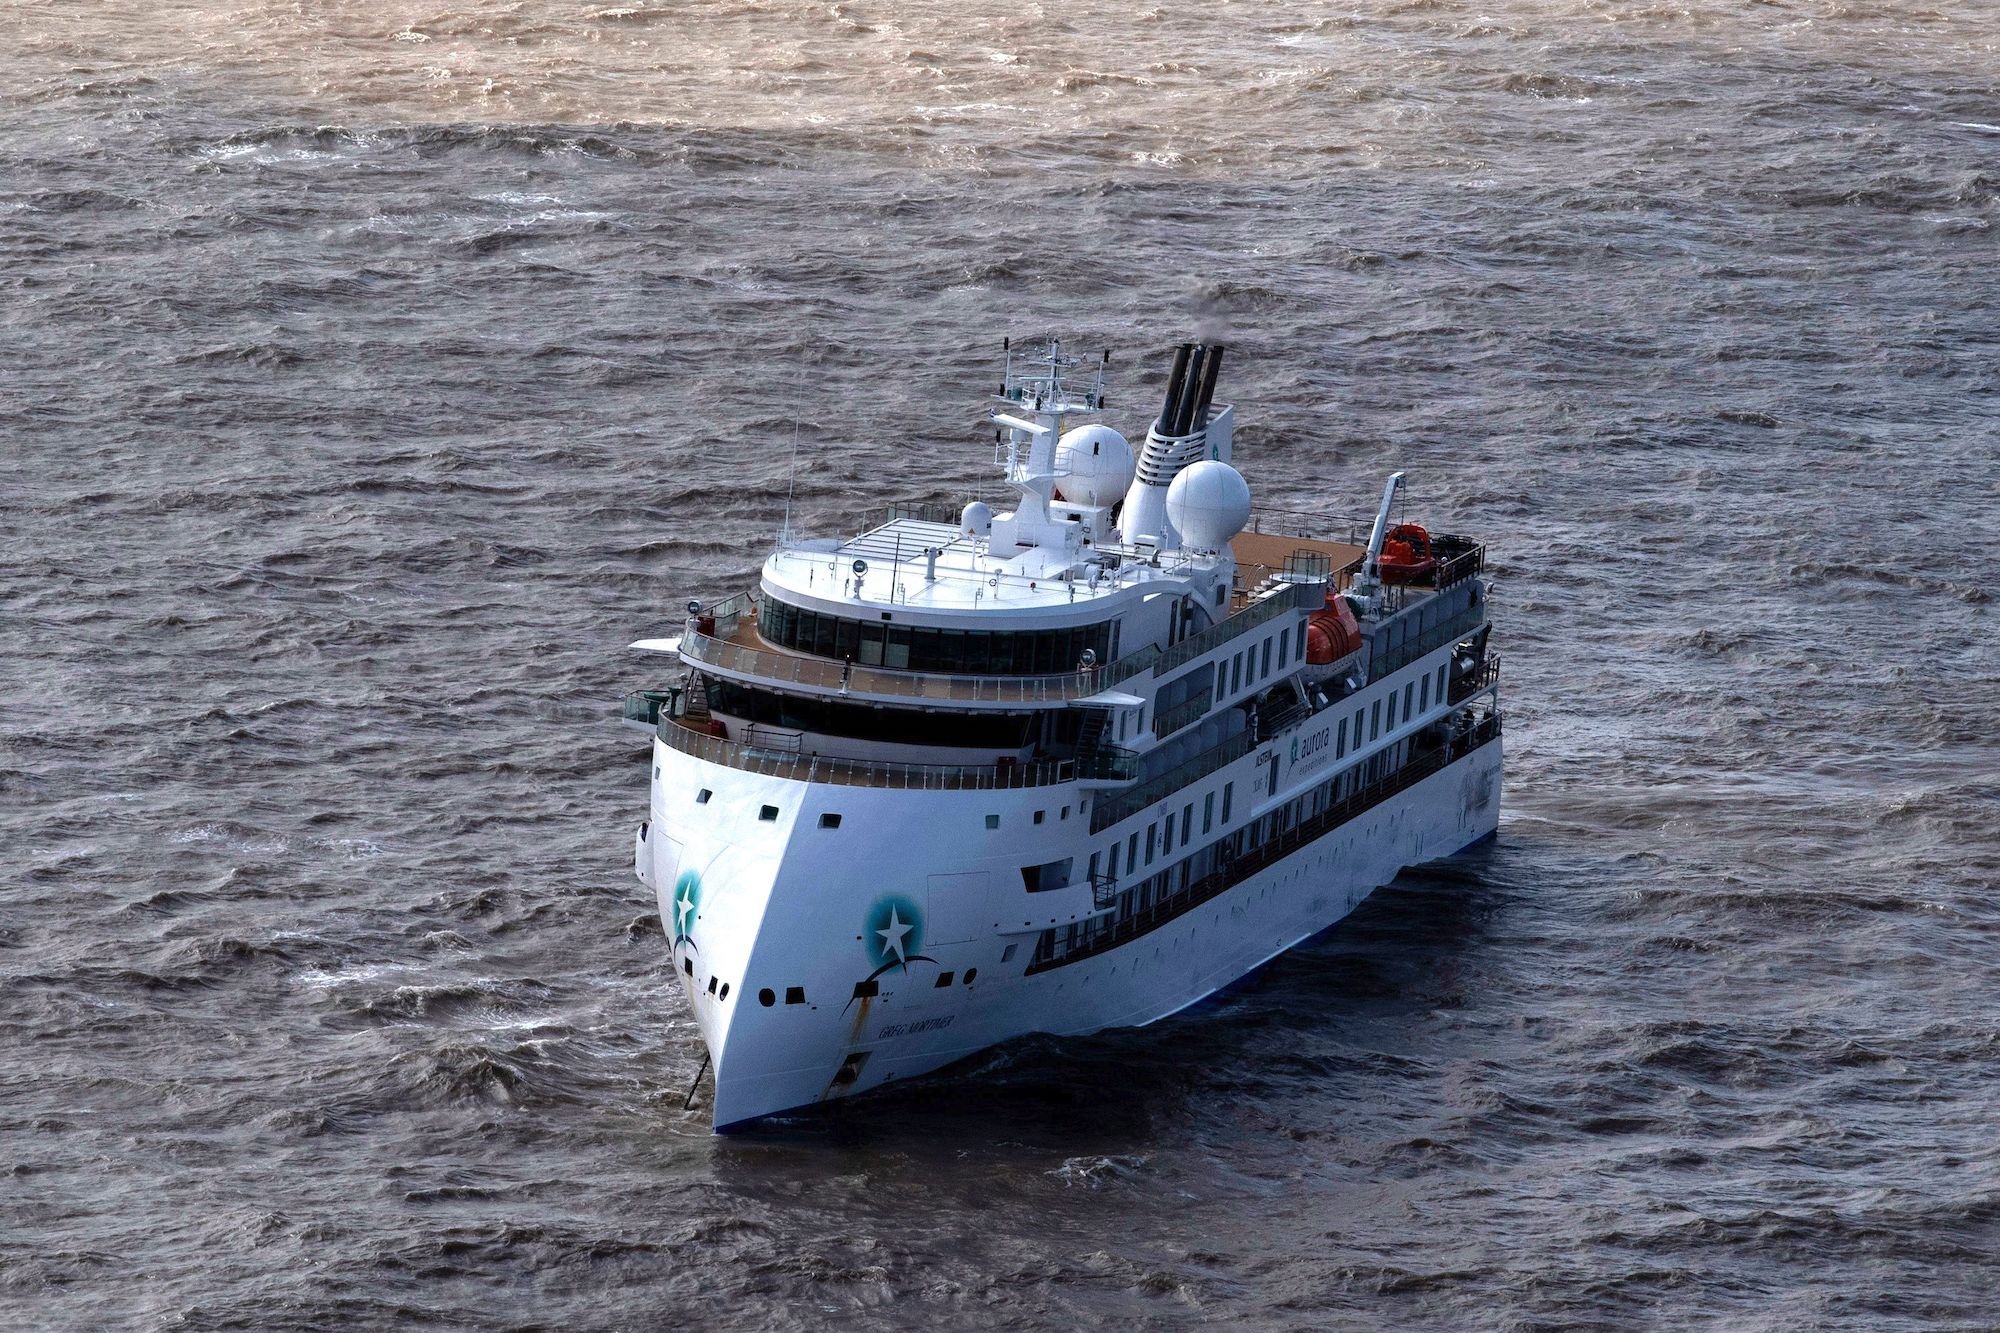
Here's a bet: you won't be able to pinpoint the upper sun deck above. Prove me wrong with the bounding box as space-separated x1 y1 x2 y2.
760 509 1206 624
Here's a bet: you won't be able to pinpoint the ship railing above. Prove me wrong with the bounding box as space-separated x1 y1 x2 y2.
1152 579 1322 677
655 715 1137 790
1448 653 1500 703
1368 602 1488 683
1152 693 1212 740
1430 535 1485 590
1089 729 1257 834
679 620 1163 705
1029 709 1504 975
1243 507 1379 545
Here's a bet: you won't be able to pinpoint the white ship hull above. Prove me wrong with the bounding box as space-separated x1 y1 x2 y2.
639 724 1500 1130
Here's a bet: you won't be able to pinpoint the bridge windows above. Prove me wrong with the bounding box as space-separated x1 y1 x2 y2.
759 597 1118 676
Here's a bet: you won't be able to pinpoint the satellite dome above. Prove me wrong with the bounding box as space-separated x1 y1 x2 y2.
1052 425 1136 508
960 500 994 537
1165 460 1251 551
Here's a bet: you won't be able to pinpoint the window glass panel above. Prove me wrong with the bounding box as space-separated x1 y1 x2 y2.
1262 639 1273 678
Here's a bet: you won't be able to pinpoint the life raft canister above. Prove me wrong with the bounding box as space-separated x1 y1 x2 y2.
1305 592 1362 663
1377 522 1436 585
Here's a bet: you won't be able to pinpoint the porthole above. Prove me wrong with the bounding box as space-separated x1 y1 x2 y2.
719 982 730 1000
819 813 842 829
696 788 712 804
758 804 779 821
758 988 776 1007
963 968 977 985
985 814 1000 829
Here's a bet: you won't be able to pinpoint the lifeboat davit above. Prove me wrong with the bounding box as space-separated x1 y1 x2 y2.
1305 593 1361 664
1377 522 1436 585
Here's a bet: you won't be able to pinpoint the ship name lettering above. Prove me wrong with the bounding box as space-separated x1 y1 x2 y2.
876 1015 956 1040
1295 726 1333 767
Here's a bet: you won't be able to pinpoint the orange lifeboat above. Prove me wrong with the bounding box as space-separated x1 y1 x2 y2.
1377 522 1436 585
1305 593 1361 664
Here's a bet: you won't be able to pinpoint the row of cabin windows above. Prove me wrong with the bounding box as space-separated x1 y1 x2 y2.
1213 623 1305 709
1088 780 1235 887
758 597 1118 676
1048 744 1416 965
1333 663 1451 762
1088 659 1454 886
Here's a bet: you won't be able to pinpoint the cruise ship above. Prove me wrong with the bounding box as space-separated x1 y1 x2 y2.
624 339 1502 1129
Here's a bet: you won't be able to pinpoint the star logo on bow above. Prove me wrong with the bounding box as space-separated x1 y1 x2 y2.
876 905 912 967
674 878 698 939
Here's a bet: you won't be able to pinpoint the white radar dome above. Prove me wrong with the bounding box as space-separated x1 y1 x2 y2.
1052 425 1136 508
1166 460 1252 551
960 500 993 537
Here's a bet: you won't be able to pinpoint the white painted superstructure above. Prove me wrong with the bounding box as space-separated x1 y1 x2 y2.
625 339 1502 1129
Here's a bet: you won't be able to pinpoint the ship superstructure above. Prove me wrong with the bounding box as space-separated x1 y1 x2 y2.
625 339 1501 1128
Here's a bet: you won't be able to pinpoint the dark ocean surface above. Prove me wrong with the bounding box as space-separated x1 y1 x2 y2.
4 2 1997 1327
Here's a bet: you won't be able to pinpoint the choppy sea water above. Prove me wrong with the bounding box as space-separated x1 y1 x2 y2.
4 2 1997 1327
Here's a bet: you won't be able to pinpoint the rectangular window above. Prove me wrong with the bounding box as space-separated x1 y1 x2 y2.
1182 803 1194 847
818 813 842 829
1145 824 1157 865
1163 813 1175 849
1088 851 1100 882
1295 623 1307 663
1337 718 1347 758
1203 792 1214 834
1033 809 1045 825
1215 661 1228 698
1127 832 1139 869
1404 682 1415 719
1231 653 1243 693
1438 663 1448 700
1277 631 1288 670
985 814 1000 829
1107 842 1120 878
758 804 779 822
1420 675 1430 710
1354 709 1365 748
1222 782 1234 824
1261 639 1273 678
1371 700 1381 740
